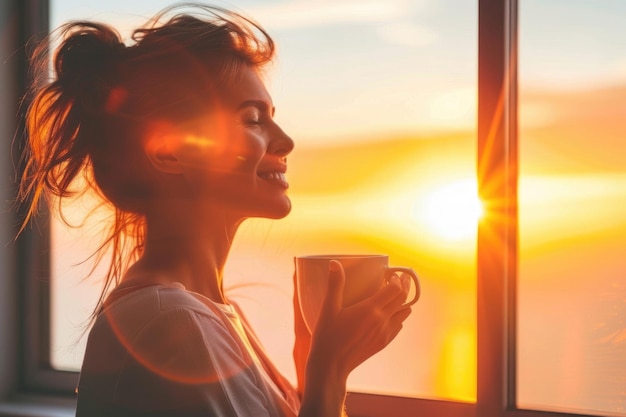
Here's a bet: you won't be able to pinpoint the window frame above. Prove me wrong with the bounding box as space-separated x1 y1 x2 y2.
13 0 81 397
7 0 619 416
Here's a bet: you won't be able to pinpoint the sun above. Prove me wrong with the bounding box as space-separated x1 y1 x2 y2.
417 178 483 241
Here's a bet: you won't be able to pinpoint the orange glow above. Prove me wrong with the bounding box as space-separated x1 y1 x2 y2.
436 325 476 402
52 131 480 401
224 134 479 401
183 134 216 148
419 179 482 241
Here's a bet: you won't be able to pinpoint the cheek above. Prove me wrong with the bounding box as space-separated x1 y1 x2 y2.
176 116 266 177
212 146 263 177
181 150 262 194
216 133 265 173
178 138 250 173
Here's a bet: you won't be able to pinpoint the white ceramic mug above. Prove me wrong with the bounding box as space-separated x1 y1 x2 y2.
295 254 420 332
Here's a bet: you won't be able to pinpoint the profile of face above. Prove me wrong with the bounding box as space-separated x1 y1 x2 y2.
145 65 295 221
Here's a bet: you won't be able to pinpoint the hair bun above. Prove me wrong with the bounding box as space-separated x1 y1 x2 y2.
54 22 124 108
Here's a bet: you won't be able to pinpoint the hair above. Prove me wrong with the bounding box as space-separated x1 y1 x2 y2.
17 3 275 320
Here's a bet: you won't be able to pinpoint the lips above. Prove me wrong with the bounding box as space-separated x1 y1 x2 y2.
257 168 289 188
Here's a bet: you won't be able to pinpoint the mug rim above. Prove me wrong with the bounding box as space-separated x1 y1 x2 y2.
296 254 389 260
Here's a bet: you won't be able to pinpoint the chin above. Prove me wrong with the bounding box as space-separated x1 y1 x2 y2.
255 197 292 220
267 199 292 219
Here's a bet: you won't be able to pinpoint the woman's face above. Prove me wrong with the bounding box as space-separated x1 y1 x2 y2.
169 65 294 220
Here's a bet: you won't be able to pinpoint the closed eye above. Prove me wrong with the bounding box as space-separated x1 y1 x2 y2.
239 100 275 128
242 108 262 126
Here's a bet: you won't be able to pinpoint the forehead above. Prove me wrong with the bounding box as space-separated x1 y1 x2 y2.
217 66 272 108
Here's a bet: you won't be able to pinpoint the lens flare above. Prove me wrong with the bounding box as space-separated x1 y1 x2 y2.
419 179 483 241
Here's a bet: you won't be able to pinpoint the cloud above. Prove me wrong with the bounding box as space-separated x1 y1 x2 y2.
246 0 436 48
611 57 626 83
246 0 414 30
519 101 557 128
376 22 437 47
427 87 476 128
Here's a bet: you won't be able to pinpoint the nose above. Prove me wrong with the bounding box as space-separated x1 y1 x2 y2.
268 124 294 157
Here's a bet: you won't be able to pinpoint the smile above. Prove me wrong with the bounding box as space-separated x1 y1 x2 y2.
258 171 289 188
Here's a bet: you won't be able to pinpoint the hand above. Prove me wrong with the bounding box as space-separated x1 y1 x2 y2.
292 268 311 397
308 260 413 380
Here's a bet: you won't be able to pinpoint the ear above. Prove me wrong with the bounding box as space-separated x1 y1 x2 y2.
144 130 184 175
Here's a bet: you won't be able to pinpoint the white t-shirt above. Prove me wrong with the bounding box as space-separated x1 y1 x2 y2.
75 283 300 417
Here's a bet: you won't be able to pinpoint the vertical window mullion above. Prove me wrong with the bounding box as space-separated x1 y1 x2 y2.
505 0 519 410
477 0 517 416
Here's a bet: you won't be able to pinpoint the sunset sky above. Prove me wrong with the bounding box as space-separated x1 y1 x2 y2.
49 0 625 413
51 0 626 142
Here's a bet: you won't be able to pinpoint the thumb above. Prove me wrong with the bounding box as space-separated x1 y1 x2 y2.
320 260 345 319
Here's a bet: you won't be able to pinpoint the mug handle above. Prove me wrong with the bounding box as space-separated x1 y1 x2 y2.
384 267 420 306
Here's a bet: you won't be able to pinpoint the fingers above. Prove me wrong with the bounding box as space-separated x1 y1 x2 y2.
386 317 408 344
400 273 411 293
384 307 412 344
392 305 413 323
365 274 408 312
319 260 345 319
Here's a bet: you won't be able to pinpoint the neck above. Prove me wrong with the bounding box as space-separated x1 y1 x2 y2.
124 201 243 304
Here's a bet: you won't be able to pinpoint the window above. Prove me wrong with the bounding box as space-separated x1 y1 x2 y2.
13 1 625 416
517 1 626 415
48 0 478 405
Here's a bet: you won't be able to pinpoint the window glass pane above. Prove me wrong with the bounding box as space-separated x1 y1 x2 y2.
50 0 477 401
519 1 626 415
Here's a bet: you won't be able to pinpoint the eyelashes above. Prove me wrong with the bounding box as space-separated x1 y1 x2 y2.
243 117 261 126
240 108 266 127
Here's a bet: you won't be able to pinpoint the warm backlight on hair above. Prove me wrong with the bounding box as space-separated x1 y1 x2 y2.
418 178 483 241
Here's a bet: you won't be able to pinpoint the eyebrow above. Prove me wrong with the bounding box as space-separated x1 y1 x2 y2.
237 99 275 116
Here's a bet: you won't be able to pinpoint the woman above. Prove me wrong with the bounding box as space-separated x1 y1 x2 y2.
19 4 413 416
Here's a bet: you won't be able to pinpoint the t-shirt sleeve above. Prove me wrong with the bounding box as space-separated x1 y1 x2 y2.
111 307 275 417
